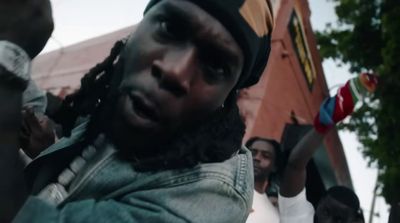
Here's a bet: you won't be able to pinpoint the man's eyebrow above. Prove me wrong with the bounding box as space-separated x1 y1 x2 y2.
161 2 241 66
250 148 271 153
262 150 273 155
202 41 241 66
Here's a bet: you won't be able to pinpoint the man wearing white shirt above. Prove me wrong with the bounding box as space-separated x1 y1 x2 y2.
246 137 281 223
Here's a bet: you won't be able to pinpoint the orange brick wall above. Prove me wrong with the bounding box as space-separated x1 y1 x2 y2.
239 0 352 187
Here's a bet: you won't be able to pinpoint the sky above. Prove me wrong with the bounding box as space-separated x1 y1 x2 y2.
44 0 389 222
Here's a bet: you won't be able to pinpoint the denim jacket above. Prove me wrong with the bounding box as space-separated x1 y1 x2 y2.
14 122 254 223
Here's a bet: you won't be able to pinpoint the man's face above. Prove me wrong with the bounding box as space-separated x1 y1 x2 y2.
249 140 276 180
316 195 356 223
111 0 244 149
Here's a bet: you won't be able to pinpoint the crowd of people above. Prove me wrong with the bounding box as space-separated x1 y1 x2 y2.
0 0 378 222
246 72 377 223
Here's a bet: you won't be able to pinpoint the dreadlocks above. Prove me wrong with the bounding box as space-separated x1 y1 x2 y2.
51 40 126 136
52 40 246 172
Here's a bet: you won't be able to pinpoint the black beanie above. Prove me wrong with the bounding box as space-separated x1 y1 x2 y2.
144 0 274 89
326 186 360 212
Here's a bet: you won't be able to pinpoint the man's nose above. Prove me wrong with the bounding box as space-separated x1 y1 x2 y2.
253 151 262 161
152 47 197 97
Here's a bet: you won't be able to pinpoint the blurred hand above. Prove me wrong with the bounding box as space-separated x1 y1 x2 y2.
0 0 54 58
20 108 55 158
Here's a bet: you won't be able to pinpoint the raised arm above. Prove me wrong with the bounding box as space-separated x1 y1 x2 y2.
280 73 378 198
279 128 325 197
0 0 53 221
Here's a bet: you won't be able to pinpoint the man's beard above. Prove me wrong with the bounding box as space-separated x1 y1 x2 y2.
254 171 269 182
86 86 245 172
119 98 244 171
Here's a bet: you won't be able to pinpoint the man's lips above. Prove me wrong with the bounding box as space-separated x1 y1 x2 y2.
128 91 160 122
253 164 262 173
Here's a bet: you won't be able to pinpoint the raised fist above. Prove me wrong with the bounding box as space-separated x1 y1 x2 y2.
314 73 378 133
20 108 56 158
0 0 54 58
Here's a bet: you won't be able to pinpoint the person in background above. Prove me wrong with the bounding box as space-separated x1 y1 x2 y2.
19 76 56 162
19 107 56 159
0 0 275 222
245 137 282 223
315 186 362 223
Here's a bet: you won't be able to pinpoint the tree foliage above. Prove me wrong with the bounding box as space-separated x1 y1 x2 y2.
316 0 400 208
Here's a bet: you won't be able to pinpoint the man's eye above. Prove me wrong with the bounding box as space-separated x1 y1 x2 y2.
158 17 182 40
262 153 270 159
250 150 258 156
203 62 231 81
208 65 228 76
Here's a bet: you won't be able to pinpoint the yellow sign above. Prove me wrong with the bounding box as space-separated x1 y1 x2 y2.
288 9 316 90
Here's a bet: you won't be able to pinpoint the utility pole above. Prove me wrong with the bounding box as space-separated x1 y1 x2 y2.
368 180 378 223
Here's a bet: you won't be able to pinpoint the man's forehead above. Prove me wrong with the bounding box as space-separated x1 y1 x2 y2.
250 140 275 152
152 0 243 63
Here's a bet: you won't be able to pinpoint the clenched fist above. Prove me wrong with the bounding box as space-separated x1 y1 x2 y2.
0 0 54 58
20 108 56 158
